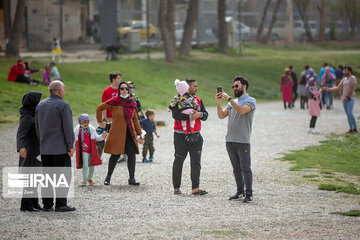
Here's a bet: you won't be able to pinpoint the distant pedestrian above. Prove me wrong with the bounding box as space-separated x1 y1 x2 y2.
334 65 344 99
298 65 310 109
51 38 62 63
319 62 335 105
280 68 294 109
139 109 160 163
307 78 325 134
321 67 336 109
325 66 358 133
289 66 298 108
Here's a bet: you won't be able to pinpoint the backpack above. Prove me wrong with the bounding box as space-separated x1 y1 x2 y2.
324 75 333 87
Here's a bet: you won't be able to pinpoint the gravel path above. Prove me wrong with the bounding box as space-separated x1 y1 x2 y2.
0 100 359 239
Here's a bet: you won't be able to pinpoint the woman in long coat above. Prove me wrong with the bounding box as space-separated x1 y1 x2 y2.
16 91 42 211
96 82 143 186
280 68 294 109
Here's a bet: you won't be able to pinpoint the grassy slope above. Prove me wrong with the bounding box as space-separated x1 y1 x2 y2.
280 134 360 176
1 44 360 123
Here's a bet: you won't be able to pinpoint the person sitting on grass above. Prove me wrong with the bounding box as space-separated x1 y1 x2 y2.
139 109 160 163
74 114 107 186
50 61 62 82
41 64 52 85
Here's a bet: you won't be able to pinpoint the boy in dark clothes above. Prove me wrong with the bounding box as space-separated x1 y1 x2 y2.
139 109 160 162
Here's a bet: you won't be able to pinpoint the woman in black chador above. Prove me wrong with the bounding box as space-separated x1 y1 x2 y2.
16 91 42 211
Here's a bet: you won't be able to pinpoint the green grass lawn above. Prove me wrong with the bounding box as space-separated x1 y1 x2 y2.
1 44 360 123
280 133 360 194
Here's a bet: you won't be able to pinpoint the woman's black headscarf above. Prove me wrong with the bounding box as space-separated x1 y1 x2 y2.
19 91 42 116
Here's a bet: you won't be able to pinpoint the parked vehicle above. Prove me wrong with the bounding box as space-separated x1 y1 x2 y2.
225 17 251 40
117 20 159 40
206 17 251 41
175 22 197 42
324 21 353 40
264 21 317 41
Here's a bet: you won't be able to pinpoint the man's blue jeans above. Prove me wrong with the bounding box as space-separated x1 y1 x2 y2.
343 99 357 130
324 91 333 106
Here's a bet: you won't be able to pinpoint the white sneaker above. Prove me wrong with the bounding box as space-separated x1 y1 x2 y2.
311 128 320 134
308 128 313 133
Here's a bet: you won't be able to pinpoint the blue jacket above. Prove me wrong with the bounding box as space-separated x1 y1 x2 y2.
139 118 156 134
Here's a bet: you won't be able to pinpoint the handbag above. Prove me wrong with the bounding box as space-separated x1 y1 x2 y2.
185 132 200 144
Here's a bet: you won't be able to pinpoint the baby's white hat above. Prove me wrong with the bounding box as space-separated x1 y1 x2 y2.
174 79 189 96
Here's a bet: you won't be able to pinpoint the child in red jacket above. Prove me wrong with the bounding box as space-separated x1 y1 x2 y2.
74 114 107 186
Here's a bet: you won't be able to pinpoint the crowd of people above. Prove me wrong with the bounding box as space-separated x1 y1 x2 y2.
7 59 62 86
14 61 357 212
16 71 259 212
280 63 357 134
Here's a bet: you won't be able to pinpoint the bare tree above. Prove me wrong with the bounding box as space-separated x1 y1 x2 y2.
286 0 294 44
4 0 26 57
179 0 199 57
317 0 326 42
262 0 282 43
257 0 271 42
344 0 359 41
158 0 176 63
218 0 228 53
294 0 313 41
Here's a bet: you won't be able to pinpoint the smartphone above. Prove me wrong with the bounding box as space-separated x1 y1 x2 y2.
217 86 223 93
105 122 111 133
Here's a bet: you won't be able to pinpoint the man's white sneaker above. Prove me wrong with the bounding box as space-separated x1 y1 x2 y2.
308 128 313 133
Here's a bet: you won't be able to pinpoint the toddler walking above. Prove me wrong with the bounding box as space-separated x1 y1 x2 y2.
139 109 160 162
74 114 107 186
170 79 201 134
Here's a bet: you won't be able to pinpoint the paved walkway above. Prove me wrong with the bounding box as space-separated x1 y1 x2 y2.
0 100 359 239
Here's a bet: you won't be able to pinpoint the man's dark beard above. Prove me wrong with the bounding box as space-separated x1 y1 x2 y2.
234 89 243 97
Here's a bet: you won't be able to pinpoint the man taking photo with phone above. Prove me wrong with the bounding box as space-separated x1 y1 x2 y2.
216 76 256 203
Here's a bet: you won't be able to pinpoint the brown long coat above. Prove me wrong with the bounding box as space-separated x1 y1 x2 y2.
96 103 142 155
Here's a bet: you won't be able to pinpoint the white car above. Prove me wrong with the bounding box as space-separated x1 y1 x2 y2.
175 22 196 42
264 20 317 41
225 17 251 40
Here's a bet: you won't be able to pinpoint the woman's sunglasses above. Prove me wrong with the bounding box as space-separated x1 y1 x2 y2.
120 87 129 91
232 84 242 89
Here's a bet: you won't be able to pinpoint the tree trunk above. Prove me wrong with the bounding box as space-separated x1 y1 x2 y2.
257 0 271 42
262 0 282 43
5 0 26 58
158 0 176 63
218 0 228 53
294 0 313 41
350 0 357 41
317 0 325 42
179 0 199 57
3 0 12 41
286 0 294 44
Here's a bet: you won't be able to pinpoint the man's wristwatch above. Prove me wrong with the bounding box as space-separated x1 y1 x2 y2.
228 97 233 102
